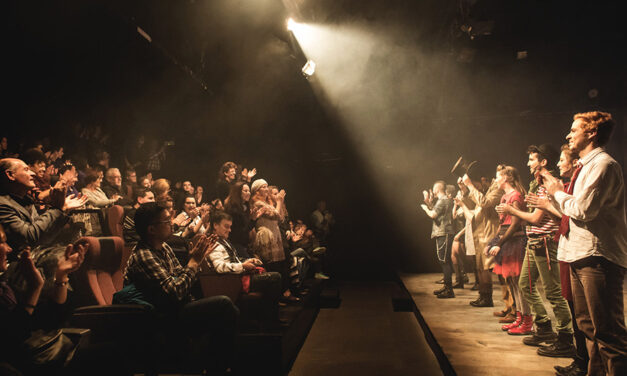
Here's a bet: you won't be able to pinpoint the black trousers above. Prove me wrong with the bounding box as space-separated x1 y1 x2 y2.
435 234 454 287
178 295 239 372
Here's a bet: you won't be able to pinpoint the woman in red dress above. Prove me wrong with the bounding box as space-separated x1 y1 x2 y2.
487 165 529 331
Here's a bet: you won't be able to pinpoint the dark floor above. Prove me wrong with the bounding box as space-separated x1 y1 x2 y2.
290 281 442 376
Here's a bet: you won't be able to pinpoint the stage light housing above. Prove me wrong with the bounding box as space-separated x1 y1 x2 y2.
287 18 296 31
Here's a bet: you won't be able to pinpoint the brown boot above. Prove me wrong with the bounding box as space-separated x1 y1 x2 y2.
493 307 510 317
499 310 517 323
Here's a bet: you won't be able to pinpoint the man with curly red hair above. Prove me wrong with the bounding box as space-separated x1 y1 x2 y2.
542 111 627 376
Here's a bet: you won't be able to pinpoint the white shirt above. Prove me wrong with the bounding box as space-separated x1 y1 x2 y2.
554 147 627 268
207 240 244 274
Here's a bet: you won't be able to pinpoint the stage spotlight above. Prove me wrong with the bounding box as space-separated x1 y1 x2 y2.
287 18 296 31
301 59 316 76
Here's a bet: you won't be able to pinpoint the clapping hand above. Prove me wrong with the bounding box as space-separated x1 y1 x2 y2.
495 203 511 215
188 234 219 266
247 168 257 179
541 171 564 196
526 193 549 209
18 248 44 291
64 194 88 212
190 208 200 219
277 189 286 202
49 183 68 209
45 164 56 176
56 241 87 278
422 189 434 205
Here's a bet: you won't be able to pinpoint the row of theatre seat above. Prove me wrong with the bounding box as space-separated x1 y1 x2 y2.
64 206 263 374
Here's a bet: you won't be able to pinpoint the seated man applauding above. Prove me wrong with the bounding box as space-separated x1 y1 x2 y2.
207 211 282 325
124 202 238 373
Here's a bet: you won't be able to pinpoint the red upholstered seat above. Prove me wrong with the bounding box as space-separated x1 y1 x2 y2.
106 205 125 238
72 236 127 306
198 272 243 302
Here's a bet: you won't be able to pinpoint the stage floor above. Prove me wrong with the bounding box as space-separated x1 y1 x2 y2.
291 281 442 376
399 273 627 376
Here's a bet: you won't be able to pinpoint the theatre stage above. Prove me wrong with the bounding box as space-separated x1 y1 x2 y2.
399 273 627 376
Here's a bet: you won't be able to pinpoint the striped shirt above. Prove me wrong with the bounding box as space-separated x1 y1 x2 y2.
526 186 559 235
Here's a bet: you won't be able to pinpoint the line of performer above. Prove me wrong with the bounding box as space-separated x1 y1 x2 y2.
420 111 626 376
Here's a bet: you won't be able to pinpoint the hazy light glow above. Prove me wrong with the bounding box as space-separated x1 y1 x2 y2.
301 60 316 76
286 18 296 31
288 21 441 255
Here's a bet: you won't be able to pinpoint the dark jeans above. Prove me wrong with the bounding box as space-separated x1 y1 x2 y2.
265 260 290 293
435 234 454 287
570 256 627 376
178 295 239 373
249 272 282 321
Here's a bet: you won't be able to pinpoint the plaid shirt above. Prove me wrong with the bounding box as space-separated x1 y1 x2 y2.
124 241 197 302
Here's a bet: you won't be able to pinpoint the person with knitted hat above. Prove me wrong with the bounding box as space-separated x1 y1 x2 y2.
249 179 299 303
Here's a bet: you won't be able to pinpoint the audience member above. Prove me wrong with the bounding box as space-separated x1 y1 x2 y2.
101 168 132 207
224 182 253 259
124 202 238 373
194 185 206 206
250 179 299 302
206 211 283 325
216 162 237 201
123 188 155 247
173 196 203 238
123 169 138 198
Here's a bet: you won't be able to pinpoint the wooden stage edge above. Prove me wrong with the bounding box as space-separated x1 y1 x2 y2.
398 272 627 376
